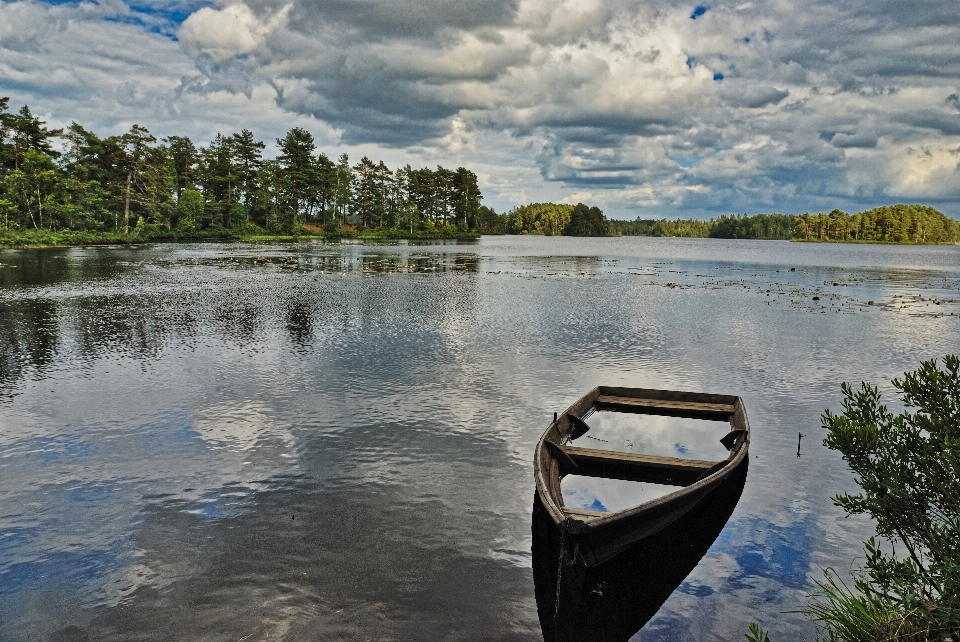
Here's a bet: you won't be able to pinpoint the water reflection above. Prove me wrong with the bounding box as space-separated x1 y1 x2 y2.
1 238 958 641
184 247 480 275
0 297 60 392
533 459 748 641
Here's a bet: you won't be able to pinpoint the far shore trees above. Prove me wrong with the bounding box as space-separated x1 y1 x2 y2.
611 206 959 243
0 97 484 238
498 202 617 236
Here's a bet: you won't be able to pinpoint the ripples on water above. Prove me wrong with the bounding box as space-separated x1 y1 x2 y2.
1 237 958 641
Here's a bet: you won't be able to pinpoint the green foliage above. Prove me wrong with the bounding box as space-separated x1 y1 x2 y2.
564 202 616 236
611 214 793 238
745 622 771 642
1 103 62 172
612 217 714 237
711 213 797 239
808 566 957 642
613 207 958 243
175 189 204 233
501 202 616 236
814 355 960 641
266 211 284 234
477 205 507 234
0 96 487 243
795 205 959 243
507 202 573 235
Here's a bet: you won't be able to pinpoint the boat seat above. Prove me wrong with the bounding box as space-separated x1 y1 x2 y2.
562 507 608 520
594 395 735 419
559 445 722 486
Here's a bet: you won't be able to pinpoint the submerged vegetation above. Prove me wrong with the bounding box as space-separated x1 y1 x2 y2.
612 205 959 243
0 98 483 247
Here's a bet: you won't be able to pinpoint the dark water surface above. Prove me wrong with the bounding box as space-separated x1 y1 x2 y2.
1 237 958 641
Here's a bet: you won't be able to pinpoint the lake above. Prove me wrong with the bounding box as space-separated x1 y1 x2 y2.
1 236 958 641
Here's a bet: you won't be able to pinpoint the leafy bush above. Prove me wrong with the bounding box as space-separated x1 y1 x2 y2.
812 355 960 641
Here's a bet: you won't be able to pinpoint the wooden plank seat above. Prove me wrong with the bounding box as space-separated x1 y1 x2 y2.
560 445 722 486
562 506 608 519
594 395 736 419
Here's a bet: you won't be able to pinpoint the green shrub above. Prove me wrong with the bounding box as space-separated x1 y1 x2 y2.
812 355 960 641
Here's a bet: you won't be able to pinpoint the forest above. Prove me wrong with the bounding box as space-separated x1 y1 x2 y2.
3 97 956 247
479 202 617 236
0 98 484 243
612 206 960 243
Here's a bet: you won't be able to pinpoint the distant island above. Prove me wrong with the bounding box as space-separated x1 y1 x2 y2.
481 203 959 244
609 205 959 244
478 202 618 237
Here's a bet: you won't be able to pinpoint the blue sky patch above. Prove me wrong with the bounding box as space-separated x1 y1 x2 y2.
715 515 816 591
588 498 607 512
100 1 208 37
0 546 125 596
677 581 714 596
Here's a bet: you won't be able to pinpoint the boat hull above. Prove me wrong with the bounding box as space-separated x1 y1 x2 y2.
532 455 748 641
531 386 751 641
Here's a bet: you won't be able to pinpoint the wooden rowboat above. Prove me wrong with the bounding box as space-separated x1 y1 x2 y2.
532 386 750 640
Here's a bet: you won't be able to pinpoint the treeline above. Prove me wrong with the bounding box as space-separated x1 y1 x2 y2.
795 205 958 243
479 202 617 236
0 98 483 238
612 205 959 243
612 213 806 239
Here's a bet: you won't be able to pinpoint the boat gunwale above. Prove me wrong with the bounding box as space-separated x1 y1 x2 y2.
534 386 751 536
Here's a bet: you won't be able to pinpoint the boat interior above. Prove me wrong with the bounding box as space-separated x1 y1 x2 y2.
550 390 747 518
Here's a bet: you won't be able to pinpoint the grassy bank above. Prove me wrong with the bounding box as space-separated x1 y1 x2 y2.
791 238 958 245
0 226 479 249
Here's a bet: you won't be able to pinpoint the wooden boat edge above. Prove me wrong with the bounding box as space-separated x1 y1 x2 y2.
533 387 751 543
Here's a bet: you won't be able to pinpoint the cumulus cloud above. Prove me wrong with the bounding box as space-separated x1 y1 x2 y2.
178 3 271 62
3 0 960 216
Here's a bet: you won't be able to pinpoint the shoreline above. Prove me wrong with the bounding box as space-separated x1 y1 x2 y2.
0 228 481 250
3 230 958 250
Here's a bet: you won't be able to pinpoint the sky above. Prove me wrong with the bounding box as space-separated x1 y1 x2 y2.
1 0 960 220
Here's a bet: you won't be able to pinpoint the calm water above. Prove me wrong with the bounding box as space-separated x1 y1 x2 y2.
1 237 958 641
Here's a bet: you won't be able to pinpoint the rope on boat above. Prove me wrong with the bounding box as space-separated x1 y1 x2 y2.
553 519 583 641
553 522 566 625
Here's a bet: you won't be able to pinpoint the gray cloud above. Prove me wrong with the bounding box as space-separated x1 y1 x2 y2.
3 0 960 217
722 85 790 109
179 55 259 98
285 0 520 40
947 93 960 112
897 111 960 136
830 132 879 149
